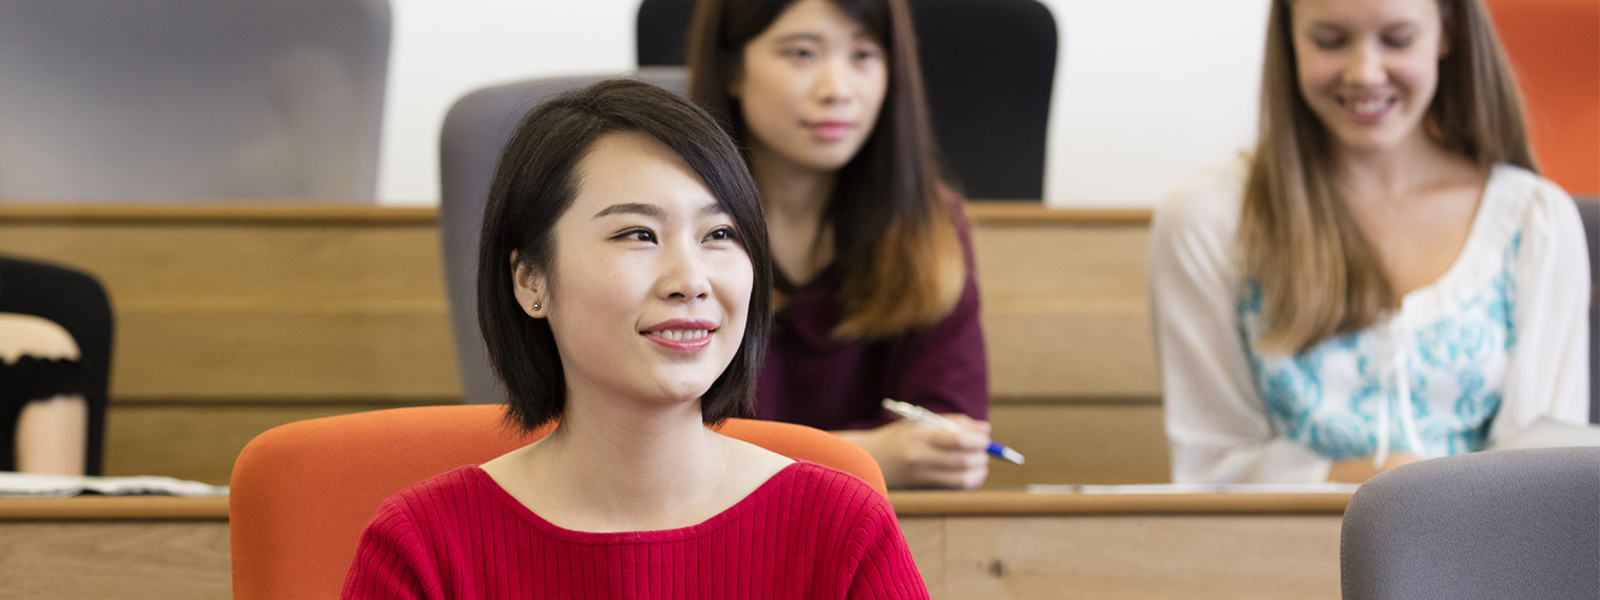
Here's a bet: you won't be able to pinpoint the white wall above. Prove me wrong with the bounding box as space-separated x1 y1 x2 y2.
375 0 1272 208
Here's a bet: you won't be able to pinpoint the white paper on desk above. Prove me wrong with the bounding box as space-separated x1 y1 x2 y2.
1027 482 1360 495
0 472 228 497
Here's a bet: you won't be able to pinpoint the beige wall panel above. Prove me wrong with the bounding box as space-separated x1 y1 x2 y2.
104 402 430 485
0 224 445 312
111 312 458 399
972 225 1149 303
0 521 230 600
940 515 1342 599
984 309 1160 399
898 517 945 599
983 404 1170 487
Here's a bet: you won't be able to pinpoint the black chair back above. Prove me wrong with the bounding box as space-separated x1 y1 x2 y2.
0 257 112 475
637 0 1057 201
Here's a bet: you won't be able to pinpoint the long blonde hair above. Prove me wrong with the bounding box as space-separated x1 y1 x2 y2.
1241 0 1536 352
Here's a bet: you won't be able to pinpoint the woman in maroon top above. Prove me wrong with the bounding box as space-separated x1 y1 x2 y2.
342 80 927 598
687 0 992 489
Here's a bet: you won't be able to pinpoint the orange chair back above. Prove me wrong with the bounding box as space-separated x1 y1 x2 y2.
1487 0 1600 195
228 405 885 600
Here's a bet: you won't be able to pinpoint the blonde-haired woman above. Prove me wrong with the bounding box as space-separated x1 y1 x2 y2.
1151 0 1590 484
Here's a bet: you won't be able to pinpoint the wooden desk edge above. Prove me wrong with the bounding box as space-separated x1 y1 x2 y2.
0 495 229 520
0 491 1348 520
888 491 1352 516
0 202 1152 226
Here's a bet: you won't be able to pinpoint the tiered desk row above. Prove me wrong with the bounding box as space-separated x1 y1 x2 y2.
0 203 1345 598
0 202 1168 487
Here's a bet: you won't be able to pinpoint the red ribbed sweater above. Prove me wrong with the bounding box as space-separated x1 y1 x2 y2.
341 461 929 599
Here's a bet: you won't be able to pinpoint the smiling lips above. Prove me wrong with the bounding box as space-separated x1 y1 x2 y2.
805 120 853 141
641 318 717 351
1339 93 1397 125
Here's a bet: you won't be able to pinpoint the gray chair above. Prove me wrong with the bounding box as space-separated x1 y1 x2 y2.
438 69 689 405
1576 196 1598 424
0 0 390 201
1340 447 1600 600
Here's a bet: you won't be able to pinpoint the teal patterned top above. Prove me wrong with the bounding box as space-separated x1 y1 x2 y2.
1151 161 1591 483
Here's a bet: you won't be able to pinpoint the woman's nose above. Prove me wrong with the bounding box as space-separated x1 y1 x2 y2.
814 57 854 105
1342 41 1386 86
659 243 712 301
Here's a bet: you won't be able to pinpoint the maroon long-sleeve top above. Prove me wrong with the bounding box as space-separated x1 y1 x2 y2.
341 461 928 599
755 200 989 430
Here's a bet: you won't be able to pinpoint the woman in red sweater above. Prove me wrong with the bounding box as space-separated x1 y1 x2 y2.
340 80 927 599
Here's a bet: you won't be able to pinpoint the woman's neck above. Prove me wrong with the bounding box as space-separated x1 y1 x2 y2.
748 142 838 283
1330 129 1468 199
502 389 736 533
749 144 835 225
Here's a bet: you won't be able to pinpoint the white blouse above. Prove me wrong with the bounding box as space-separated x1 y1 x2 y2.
1150 159 1591 484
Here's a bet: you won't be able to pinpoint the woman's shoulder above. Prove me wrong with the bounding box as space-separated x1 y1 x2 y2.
777 461 893 513
1150 156 1250 259
371 466 496 525
1488 164 1585 239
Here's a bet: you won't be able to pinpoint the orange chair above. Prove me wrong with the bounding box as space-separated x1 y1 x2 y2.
1487 0 1600 195
228 405 886 600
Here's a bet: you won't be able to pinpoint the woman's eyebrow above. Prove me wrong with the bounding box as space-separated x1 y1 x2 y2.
701 202 728 217
593 203 665 219
773 32 823 45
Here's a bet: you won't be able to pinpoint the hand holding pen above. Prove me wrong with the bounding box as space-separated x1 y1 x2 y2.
882 399 1026 465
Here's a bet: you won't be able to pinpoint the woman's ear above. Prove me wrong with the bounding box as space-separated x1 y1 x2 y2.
510 251 548 318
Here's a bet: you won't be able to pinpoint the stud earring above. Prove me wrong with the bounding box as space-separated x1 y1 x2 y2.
532 302 541 311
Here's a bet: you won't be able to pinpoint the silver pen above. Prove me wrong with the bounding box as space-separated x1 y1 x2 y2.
881 399 1025 465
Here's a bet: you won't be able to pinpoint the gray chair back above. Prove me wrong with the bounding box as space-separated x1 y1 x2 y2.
438 69 690 405
1340 447 1600 600
0 0 390 201
1576 197 1598 424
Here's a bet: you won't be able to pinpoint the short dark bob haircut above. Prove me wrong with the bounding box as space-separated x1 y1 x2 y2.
477 79 773 432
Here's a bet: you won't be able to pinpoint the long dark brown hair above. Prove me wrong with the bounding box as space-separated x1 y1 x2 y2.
1242 0 1534 352
687 0 964 340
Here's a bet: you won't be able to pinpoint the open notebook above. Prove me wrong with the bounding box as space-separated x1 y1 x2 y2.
0 473 227 497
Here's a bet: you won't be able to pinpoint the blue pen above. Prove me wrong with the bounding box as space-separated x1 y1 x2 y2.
881 399 1025 465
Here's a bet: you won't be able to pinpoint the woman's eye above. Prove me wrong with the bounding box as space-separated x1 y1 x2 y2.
618 229 656 243
1312 36 1345 50
853 48 881 62
1382 35 1414 48
783 48 815 61
704 227 738 242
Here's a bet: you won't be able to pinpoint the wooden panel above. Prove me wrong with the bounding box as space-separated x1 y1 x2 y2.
983 404 1170 487
984 309 1158 399
113 313 456 399
940 515 1342 599
899 517 945 599
973 225 1150 303
0 224 445 312
104 402 433 485
0 521 230 600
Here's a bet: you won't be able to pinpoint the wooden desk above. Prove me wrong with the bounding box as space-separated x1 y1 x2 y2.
0 491 1346 600
893 491 1349 599
0 497 230 599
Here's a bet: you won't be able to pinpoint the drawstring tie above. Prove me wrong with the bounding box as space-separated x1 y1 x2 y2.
1376 312 1428 468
